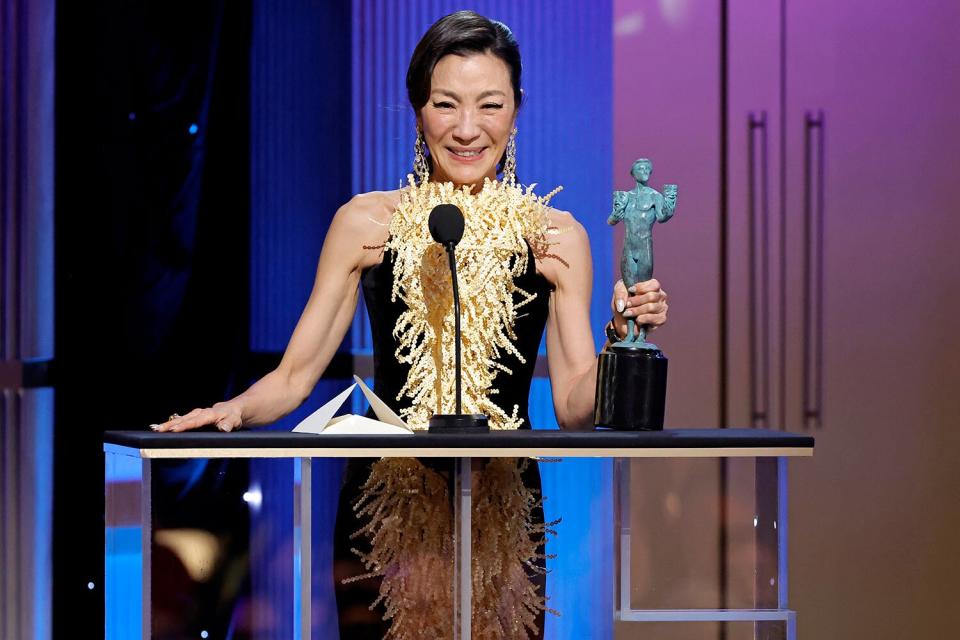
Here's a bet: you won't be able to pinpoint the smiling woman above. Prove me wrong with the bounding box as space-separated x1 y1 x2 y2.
406 12 523 188
150 9 669 638
416 53 517 188
420 52 516 187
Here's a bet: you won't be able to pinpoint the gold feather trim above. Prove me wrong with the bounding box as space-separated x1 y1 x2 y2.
385 177 562 430
347 457 559 639
345 458 453 638
472 458 560 639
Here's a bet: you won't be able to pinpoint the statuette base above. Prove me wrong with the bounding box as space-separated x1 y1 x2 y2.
594 345 668 431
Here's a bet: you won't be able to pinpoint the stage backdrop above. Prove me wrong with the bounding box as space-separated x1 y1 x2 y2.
248 0 352 636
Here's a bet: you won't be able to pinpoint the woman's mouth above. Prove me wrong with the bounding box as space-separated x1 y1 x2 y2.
447 147 486 162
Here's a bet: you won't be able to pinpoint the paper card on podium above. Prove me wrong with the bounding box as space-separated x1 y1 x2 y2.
353 375 408 429
292 380 412 435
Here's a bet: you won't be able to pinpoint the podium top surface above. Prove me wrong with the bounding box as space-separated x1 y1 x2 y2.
103 428 814 460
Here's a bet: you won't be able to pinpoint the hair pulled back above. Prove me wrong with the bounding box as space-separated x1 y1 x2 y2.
406 11 523 114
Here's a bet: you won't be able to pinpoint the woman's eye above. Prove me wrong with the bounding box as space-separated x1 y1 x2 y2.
432 101 454 109
482 103 504 110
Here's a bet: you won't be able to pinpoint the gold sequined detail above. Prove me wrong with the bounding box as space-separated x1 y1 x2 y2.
385 176 562 430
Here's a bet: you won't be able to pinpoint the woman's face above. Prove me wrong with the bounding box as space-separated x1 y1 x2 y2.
418 51 517 188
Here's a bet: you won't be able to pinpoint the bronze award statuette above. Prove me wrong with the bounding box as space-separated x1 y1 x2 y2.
595 159 677 431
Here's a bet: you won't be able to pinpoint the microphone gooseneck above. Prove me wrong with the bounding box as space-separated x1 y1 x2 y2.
449 248 462 414
425 205 489 432
428 204 465 414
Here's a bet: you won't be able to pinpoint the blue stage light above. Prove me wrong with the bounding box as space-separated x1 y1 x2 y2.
188 123 198 135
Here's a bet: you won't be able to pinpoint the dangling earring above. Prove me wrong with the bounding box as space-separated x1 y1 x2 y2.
414 126 430 184
502 127 518 185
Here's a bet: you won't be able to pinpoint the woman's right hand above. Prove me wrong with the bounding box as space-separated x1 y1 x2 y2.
151 401 243 433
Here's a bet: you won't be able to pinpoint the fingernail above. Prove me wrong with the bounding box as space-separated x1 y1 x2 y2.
623 309 633 317
628 286 636 294
616 299 625 313
150 424 160 431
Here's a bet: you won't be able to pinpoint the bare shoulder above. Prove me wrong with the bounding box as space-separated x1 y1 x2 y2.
546 207 590 252
334 189 402 229
325 190 402 269
538 207 591 286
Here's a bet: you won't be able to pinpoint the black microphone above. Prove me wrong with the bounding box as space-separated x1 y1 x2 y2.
426 204 489 433
428 203 465 248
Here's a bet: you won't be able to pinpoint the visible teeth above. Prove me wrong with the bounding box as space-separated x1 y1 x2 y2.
452 150 481 157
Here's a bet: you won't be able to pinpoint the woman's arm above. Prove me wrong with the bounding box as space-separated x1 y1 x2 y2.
156 194 392 432
543 218 598 430
542 211 668 430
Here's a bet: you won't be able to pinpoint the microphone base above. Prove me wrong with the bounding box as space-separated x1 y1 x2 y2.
428 414 490 433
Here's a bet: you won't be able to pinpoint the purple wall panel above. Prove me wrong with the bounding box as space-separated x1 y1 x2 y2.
613 0 722 428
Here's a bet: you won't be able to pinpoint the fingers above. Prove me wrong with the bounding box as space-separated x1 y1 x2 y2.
613 316 630 338
621 304 668 331
624 290 664 309
634 303 668 331
151 402 243 433
151 407 216 433
616 278 669 331
629 278 661 295
215 416 240 432
611 280 628 314
212 402 242 432
612 278 669 336
624 300 668 322
170 408 214 432
169 411 212 432
622 288 667 318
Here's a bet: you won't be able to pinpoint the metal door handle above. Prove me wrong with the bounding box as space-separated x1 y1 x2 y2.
747 112 771 427
802 111 825 428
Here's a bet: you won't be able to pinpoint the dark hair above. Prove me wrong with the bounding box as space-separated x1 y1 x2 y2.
406 11 523 113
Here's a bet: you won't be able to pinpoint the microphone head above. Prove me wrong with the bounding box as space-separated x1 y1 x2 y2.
428 204 465 246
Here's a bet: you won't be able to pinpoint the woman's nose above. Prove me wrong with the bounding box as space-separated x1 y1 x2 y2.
453 110 481 142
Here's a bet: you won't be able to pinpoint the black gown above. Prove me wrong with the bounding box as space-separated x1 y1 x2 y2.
332 245 553 639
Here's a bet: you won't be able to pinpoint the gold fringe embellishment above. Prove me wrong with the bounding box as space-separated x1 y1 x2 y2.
345 458 453 638
348 457 559 640
472 458 560 639
385 177 562 430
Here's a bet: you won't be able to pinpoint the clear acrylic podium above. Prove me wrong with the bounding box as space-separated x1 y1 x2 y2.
104 429 813 639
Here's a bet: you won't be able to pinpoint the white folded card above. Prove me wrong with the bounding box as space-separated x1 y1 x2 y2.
292 375 413 435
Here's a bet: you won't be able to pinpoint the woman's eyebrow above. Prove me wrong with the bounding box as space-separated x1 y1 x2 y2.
429 89 506 100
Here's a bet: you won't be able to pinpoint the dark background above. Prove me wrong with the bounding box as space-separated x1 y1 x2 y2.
53 1 352 635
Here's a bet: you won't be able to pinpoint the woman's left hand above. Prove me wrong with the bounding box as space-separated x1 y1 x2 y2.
611 278 669 338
